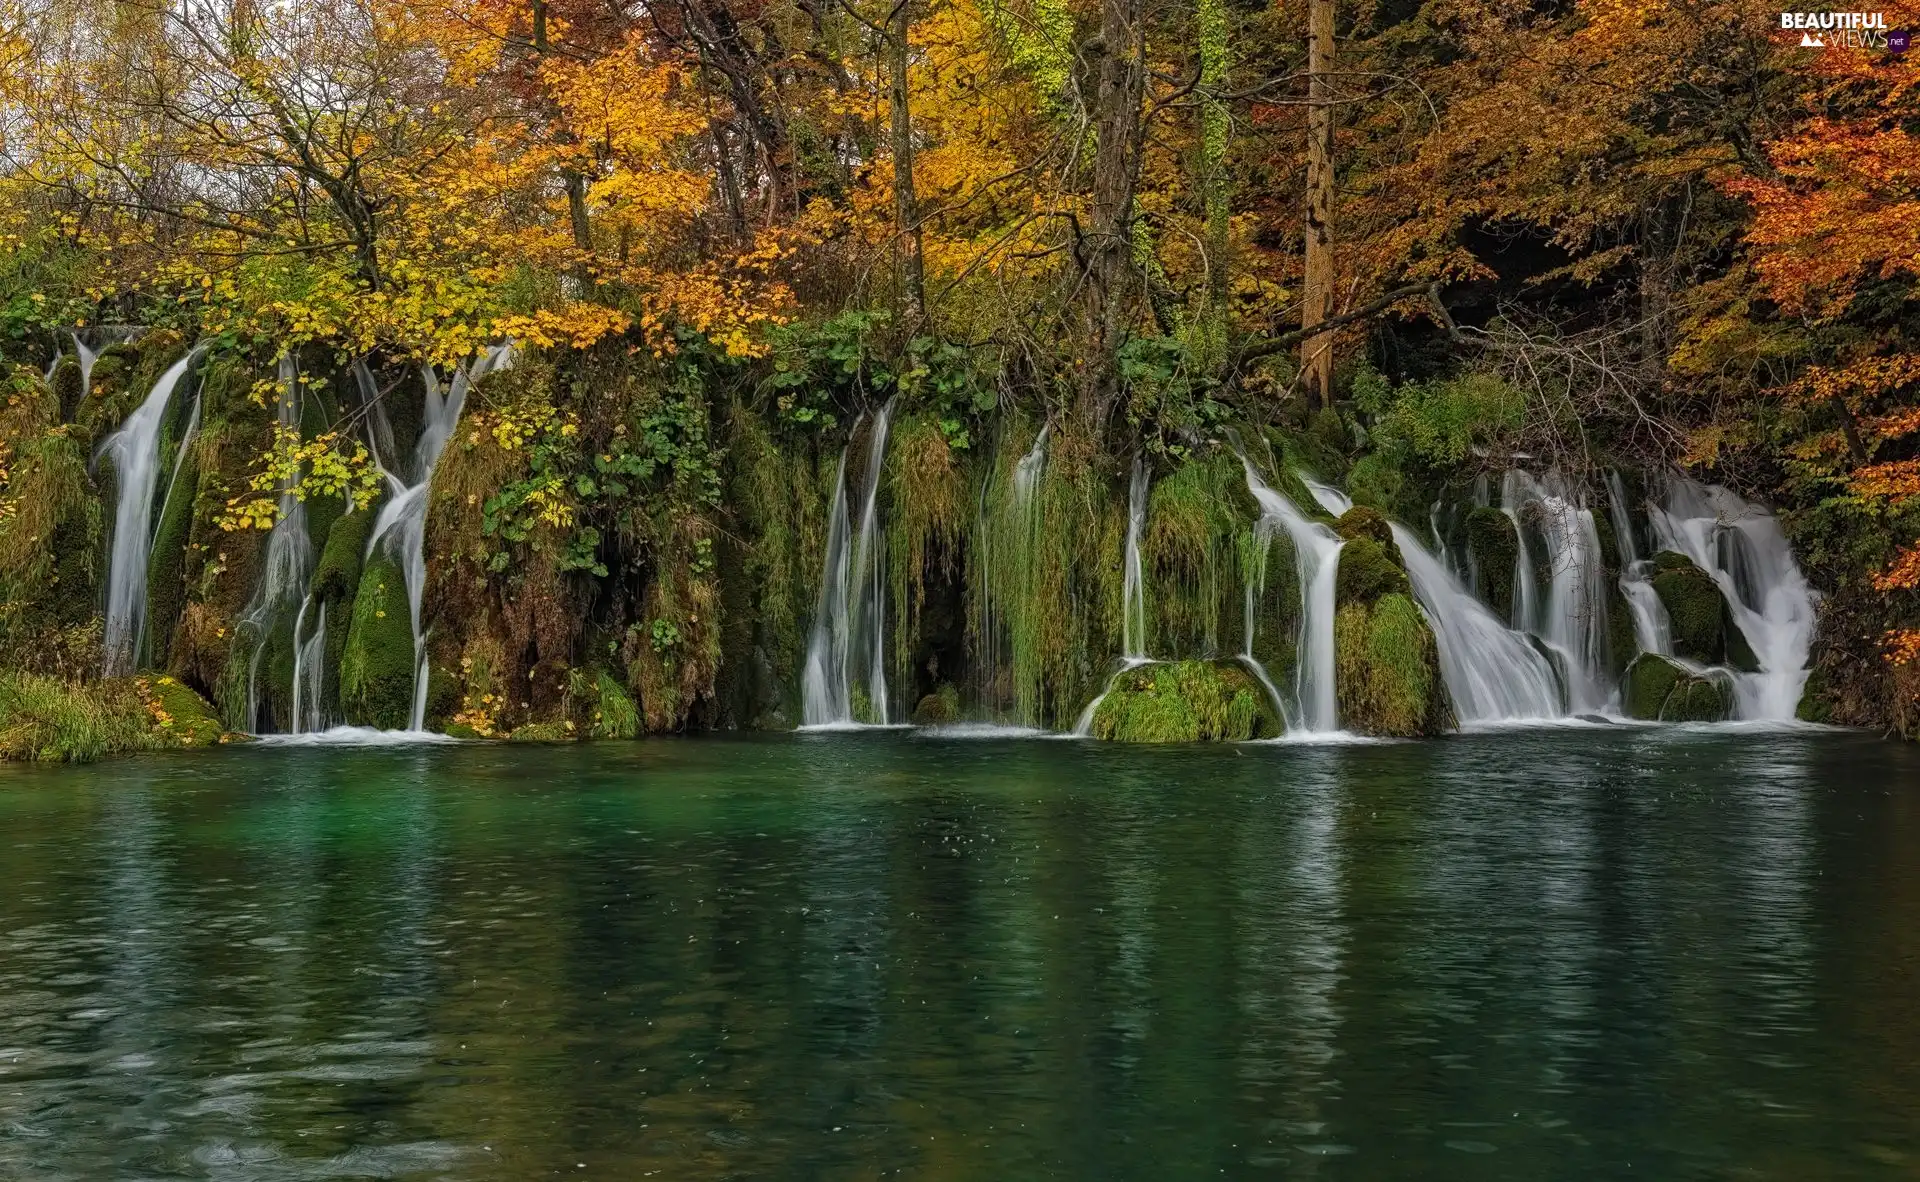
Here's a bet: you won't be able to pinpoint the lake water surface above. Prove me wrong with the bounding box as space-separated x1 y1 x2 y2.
2 726 1918 1179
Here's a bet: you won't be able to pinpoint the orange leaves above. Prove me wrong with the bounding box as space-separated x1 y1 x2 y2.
1849 460 1920 502
1886 628 1920 666
1874 545 1920 593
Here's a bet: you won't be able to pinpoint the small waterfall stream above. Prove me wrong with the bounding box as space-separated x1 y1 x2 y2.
801 402 897 727
1501 471 1615 714
1242 462 1344 733
365 345 514 732
238 358 314 731
98 347 205 676
1392 523 1564 723
1071 455 1154 736
1649 474 1816 720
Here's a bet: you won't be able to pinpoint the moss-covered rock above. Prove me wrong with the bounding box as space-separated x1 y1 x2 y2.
48 355 83 423
1796 665 1832 723
1650 552 1726 662
1465 507 1517 619
912 682 961 725
1333 504 1395 549
1623 653 1730 722
508 721 575 743
1334 536 1410 607
141 674 225 747
313 501 378 602
340 553 417 729
144 444 200 669
1090 660 1281 742
1335 593 1449 737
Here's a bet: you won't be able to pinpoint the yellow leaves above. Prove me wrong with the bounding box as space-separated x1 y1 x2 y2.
490 305 631 353
217 425 382 532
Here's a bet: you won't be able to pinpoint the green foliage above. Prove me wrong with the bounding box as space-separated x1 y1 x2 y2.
0 673 156 762
590 669 641 739
1090 660 1280 742
1335 594 1447 737
508 720 575 742
1120 336 1232 449
1355 369 1526 466
340 553 417 729
144 674 224 747
1143 450 1251 656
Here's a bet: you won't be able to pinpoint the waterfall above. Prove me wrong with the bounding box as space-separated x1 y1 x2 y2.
1391 523 1564 723
98 347 205 676
289 595 327 733
1501 471 1614 714
238 357 314 730
1299 473 1352 517
976 424 1048 721
1238 510 1290 726
1122 454 1149 661
364 344 514 732
1243 461 1344 733
1648 473 1816 720
800 401 896 727
1070 455 1155 736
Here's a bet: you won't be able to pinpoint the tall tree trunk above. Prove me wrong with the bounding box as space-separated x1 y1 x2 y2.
1300 0 1335 410
1079 0 1147 421
1197 0 1230 366
888 1 927 326
532 1 594 288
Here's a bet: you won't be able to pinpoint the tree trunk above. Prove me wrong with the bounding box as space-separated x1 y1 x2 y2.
534 0 594 289
1079 0 1147 422
1300 0 1335 410
888 1 927 326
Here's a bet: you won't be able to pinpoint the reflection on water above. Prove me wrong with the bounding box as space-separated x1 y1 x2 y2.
1 729 1917 1179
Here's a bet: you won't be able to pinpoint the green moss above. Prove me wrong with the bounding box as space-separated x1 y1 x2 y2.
508 721 575 742
912 682 962 724
1144 451 1251 659
1650 552 1726 662
340 553 418 729
1333 505 1395 548
312 500 378 602
1623 653 1730 722
1465 507 1517 619
1335 536 1410 607
1090 659 1280 742
1335 593 1448 737
144 674 223 747
48 355 82 422
144 445 200 669
1345 453 1405 517
1724 610 1760 673
1796 665 1832 723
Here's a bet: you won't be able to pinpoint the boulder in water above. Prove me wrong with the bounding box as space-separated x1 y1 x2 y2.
1465 507 1518 619
912 683 961 725
1334 504 1396 548
1089 660 1280 742
1650 552 1727 662
1334 536 1410 606
1335 592 1450 737
1624 653 1730 721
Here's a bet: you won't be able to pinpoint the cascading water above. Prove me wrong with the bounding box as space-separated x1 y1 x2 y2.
1071 455 1155 736
1606 470 1672 659
1299 473 1352 518
364 345 515 732
1391 523 1564 723
237 357 314 731
801 402 896 727
1242 461 1344 733
1122 454 1149 661
98 347 205 676
1649 473 1816 720
1501 471 1615 714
